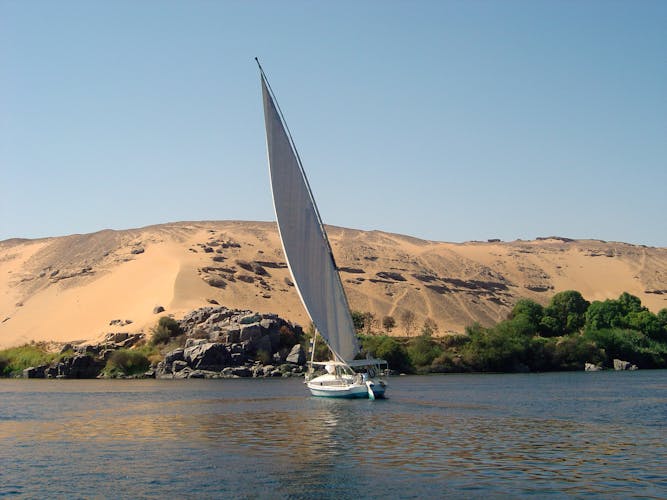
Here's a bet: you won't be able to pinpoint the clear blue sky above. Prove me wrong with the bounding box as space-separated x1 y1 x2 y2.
2 1 666 246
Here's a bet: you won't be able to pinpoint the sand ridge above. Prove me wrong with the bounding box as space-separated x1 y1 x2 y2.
1 221 666 348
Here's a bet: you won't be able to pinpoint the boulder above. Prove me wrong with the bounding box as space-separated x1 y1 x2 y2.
230 353 246 365
229 343 245 354
613 359 638 371
585 363 603 372
115 334 143 349
239 324 262 343
286 344 306 365
253 335 272 355
172 360 189 373
173 367 192 379
184 343 230 371
240 313 261 325
153 305 165 314
164 348 185 365
260 318 277 331
220 327 240 344
100 349 115 361
230 366 252 377
184 338 208 348
65 354 103 378
106 332 129 343
266 329 280 352
23 365 46 379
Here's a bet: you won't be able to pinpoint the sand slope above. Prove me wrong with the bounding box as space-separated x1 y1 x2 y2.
1 221 666 348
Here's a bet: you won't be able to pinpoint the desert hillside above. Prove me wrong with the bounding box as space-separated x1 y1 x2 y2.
1 220 666 348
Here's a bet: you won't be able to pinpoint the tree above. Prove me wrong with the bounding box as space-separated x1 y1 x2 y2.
657 309 667 329
585 299 625 332
401 310 416 336
617 292 644 316
585 293 653 335
511 299 544 327
382 315 396 333
361 335 411 373
351 310 365 332
421 318 438 337
363 311 376 335
626 310 664 341
408 335 441 369
542 290 589 336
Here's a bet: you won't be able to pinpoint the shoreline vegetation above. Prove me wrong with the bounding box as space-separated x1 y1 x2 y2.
1 290 666 379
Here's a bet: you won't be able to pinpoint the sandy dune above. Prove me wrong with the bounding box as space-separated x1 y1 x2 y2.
1 221 666 348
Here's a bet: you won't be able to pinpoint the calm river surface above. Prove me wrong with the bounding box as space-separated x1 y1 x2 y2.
1 371 665 499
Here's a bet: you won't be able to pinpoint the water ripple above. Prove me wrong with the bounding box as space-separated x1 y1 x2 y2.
0 372 665 498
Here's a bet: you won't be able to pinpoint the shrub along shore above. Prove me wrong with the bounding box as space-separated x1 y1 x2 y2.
1 291 666 378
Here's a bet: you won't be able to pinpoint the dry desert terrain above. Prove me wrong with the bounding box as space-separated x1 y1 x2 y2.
1 221 666 348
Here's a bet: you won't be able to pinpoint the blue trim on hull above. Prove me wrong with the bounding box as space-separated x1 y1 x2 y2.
310 391 369 399
308 387 386 399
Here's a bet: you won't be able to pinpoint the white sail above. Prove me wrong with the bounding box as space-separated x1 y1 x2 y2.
260 73 359 364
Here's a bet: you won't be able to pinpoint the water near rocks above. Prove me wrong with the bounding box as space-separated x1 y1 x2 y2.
1 371 665 498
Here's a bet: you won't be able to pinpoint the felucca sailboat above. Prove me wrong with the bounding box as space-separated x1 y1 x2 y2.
257 60 387 399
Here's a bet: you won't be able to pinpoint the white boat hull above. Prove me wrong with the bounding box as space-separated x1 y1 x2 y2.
307 374 386 399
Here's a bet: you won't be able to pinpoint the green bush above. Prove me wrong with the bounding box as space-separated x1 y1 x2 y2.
151 316 183 345
351 311 366 332
461 322 532 372
103 349 150 377
430 351 467 373
584 328 666 368
440 334 470 349
0 344 57 376
407 334 442 371
552 335 604 371
360 335 412 373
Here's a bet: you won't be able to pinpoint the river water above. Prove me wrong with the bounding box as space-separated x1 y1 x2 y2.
0 371 665 499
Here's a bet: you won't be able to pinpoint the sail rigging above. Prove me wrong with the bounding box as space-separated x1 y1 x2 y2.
258 66 359 364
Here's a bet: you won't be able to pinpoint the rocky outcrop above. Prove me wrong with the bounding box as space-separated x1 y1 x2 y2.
184 343 231 371
23 365 47 378
19 307 308 380
20 333 145 379
152 306 307 379
613 359 638 371
585 362 603 372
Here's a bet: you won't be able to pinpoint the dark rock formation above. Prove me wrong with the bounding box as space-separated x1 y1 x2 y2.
19 306 307 380
23 365 48 378
184 343 231 371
